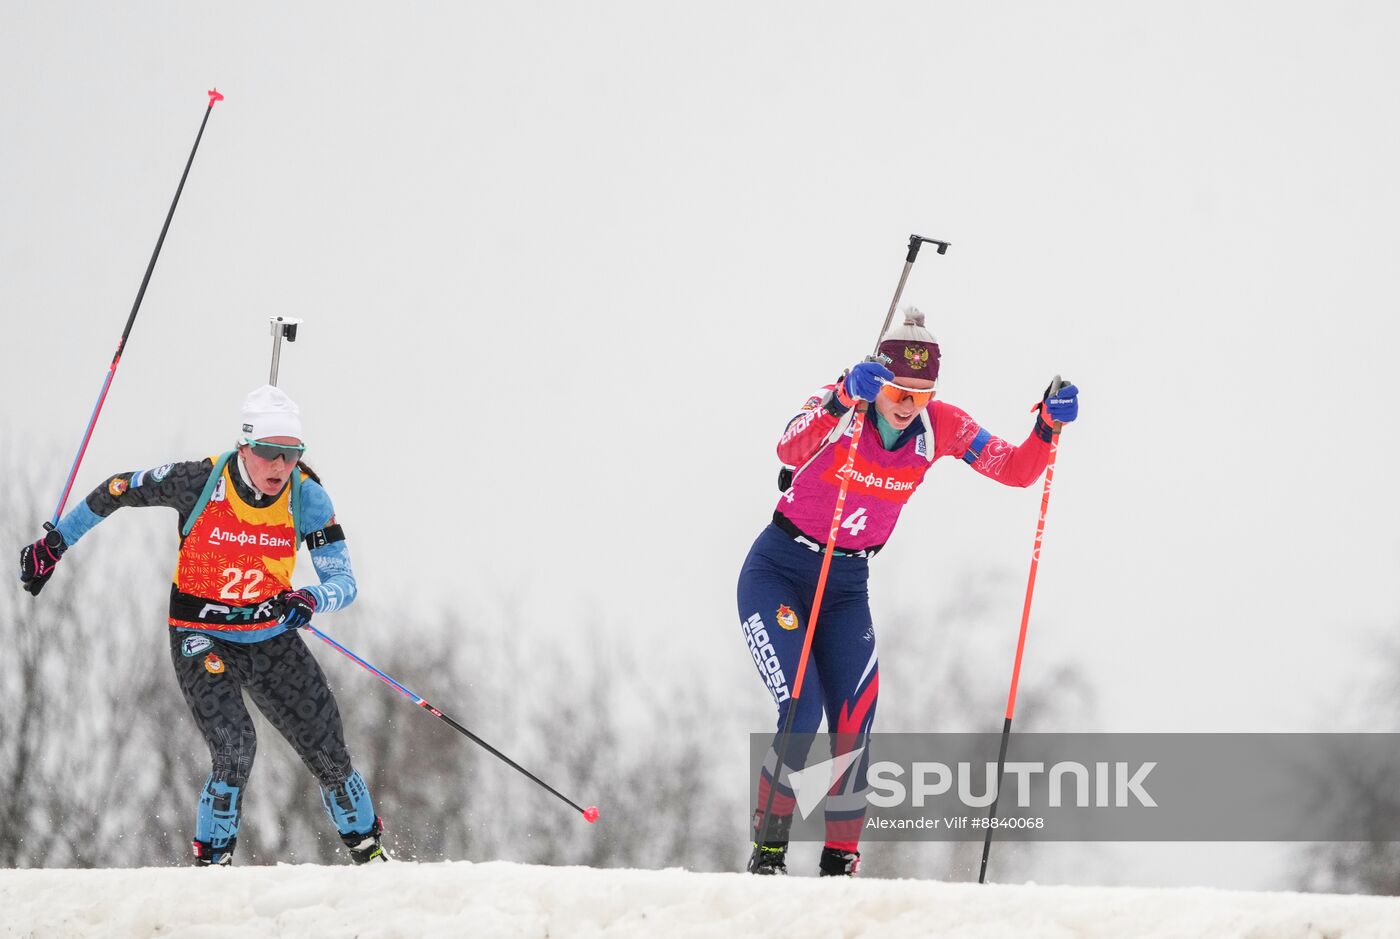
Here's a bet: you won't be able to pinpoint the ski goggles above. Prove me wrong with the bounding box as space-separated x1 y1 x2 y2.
879 381 936 408
241 438 306 463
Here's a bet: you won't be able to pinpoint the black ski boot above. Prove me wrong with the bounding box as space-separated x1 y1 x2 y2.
192 838 235 867
340 816 389 864
747 811 791 875
818 846 860 877
747 842 788 875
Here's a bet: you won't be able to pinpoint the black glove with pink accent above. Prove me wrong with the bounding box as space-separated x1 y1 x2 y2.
20 525 68 597
276 588 318 629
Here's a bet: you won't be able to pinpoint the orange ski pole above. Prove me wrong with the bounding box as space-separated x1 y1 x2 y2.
978 377 1065 883
792 406 867 700
754 405 868 843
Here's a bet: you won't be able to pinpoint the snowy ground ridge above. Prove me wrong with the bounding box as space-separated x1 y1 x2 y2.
2 860 1398 939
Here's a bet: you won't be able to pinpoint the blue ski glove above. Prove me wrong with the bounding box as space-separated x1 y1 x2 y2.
843 361 894 403
276 588 318 629
20 526 68 597
1044 381 1079 423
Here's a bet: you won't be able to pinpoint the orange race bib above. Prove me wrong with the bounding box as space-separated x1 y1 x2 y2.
169 461 299 630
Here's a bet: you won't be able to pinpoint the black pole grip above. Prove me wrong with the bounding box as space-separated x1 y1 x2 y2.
906 235 923 263
907 234 952 263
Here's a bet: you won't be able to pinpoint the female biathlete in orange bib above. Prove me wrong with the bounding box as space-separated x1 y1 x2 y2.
19 386 386 866
740 310 1080 876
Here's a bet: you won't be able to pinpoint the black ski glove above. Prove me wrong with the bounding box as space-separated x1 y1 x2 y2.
20 525 68 596
275 588 318 629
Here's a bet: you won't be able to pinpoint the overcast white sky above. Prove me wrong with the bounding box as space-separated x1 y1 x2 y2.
5 1 1399 888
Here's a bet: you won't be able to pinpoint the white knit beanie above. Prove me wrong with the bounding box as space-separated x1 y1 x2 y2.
239 385 304 441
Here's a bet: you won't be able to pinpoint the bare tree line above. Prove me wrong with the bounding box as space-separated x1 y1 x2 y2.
1293 635 1400 895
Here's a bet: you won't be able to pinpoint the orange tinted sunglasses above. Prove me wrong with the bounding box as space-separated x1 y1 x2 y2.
879 382 936 408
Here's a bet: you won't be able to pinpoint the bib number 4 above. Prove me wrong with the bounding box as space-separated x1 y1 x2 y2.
840 507 868 538
218 567 266 601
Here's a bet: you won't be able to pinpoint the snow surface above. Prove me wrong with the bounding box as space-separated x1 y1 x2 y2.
2 861 1398 939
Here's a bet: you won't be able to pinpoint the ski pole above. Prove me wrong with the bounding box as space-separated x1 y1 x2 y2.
873 235 950 356
778 235 952 495
755 233 949 847
50 88 224 526
780 236 951 493
977 376 1065 884
307 624 601 824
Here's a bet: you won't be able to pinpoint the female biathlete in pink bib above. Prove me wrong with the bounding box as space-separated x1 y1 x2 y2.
741 310 1079 876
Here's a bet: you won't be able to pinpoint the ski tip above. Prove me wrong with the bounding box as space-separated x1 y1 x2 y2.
582 806 600 824
208 88 224 106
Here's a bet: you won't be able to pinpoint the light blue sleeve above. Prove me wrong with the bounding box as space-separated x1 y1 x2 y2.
55 500 104 547
298 479 358 613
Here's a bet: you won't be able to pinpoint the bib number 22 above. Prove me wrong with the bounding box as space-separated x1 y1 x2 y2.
218 567 265 601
